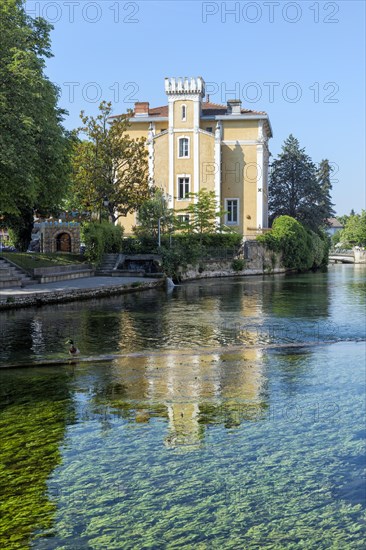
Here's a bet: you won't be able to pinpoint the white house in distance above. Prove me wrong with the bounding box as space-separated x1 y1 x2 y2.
326 217 344 237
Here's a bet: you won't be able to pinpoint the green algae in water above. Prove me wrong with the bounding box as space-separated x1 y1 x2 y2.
1 356 365 549
12 345 363 548
0 370 74 550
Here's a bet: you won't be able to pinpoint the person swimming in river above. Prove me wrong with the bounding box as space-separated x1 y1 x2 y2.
65 339 80 356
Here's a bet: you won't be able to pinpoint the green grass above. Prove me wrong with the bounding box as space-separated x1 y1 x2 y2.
1 252 87 272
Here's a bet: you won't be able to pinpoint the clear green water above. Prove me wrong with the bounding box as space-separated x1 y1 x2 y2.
0 265 365 549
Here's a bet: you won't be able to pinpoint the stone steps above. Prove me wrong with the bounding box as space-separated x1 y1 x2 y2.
96 253 164 278
96 254 121 274
0 258 35 288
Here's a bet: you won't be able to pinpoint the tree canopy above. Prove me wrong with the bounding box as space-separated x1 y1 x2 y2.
258 215 329 271
69 102 149 224
0 0 71 249
177 189 229 238
134 189 175 239
268 135 334 232
339 211 366 247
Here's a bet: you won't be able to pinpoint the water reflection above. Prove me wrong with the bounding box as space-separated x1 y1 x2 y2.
0 266 365 549
69 347 267 451
0 269 349 367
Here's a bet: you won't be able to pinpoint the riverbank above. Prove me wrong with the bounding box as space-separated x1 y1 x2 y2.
0 263 292 310
0 261 291 310
0 276 164 310
180 262 287 281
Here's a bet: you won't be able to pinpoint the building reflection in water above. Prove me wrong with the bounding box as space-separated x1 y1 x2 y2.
85 279 270 450
95 345 267 451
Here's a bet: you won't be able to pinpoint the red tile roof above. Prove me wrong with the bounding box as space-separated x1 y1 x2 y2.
148 105 168 117
111 101 267 119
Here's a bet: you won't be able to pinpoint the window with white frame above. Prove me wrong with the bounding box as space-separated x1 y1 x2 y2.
178 176 190 200
225 199 239 225
181 105 187 121
177 214 190 224
178 137 189 158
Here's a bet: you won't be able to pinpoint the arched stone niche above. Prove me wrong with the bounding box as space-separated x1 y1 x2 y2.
40 223 80 254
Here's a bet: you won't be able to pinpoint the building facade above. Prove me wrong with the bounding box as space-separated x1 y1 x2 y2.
326 217 344 237
117 76 272 238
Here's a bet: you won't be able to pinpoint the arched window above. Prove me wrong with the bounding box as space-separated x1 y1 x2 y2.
181 105 187 121
178 137 189 158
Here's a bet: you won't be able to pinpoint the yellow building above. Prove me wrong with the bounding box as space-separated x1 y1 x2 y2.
116 76 272 238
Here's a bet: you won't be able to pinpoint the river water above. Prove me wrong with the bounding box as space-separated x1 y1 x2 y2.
0 264 365 549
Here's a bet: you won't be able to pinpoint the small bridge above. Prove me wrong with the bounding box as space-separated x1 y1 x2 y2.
329 249 355 264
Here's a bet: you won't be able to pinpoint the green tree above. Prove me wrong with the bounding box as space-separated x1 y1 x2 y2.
331 230 342 247
134 189 175 240
317 159 335 223
70 101 149 224
340 211 366 247
81 222 124 264
268 135 334 231
177 189 229 240
0 0 71 249
337 209 356 228
258 215 328 271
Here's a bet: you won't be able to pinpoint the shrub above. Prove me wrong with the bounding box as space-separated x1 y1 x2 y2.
319 230 331 268
117 232 242 279
258 216 331 271
258 216 313 271
171 232 242 249
307 230 325 268
122 236 158 254
160 248 185 281
231 258 245 272
81 222 124 264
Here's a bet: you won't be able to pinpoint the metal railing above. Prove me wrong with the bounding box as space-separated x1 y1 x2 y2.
198 247 239 261
329 249 354 256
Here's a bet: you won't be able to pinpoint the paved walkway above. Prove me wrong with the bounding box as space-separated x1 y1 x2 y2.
0 276 159 301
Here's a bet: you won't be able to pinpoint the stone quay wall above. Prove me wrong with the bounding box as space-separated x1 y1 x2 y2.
180 242 285 281
354 248 366 264
0 280 164 311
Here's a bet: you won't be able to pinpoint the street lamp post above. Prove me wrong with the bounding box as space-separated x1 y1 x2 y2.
158 216 163 248
100 196 110 223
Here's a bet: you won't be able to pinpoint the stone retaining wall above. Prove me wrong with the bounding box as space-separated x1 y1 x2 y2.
32 264 92 276
354 248 366 264
181 262 286 281
0 280 164 311
180 242 285 281
31 264 95 283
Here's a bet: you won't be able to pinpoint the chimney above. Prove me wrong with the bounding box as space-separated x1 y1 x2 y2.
227 99 242 115
134 102 150 116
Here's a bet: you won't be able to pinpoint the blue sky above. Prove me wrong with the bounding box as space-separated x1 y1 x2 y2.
25 0 365 215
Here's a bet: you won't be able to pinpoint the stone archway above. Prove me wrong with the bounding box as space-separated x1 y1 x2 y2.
40 223 80 254
56 232 71 252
